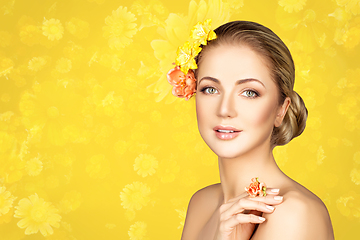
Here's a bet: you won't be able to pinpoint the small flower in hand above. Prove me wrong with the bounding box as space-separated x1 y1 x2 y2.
245 177 267 197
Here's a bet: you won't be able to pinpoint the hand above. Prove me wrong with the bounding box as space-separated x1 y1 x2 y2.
214 188 283 240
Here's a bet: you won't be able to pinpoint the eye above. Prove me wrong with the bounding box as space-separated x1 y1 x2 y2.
241 90 259 98
201 86 218 95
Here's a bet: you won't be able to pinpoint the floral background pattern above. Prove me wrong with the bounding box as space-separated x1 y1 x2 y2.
0 0 359 239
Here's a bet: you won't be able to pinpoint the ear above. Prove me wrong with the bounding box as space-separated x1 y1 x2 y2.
274 97 291 127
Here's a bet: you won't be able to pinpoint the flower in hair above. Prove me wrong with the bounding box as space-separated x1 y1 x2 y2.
245 177 267 197
167 66 196 100
175 41 202 75
191 19 217 46
167 19 217 100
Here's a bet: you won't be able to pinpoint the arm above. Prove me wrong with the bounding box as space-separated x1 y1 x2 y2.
252 191 334 240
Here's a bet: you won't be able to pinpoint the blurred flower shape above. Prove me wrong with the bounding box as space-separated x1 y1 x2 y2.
28 56 47 72
86 154 110 179
42 18 64 41
25 156 43 176
55 57 72 73
14 193 61 236
336 192 360 218
103 6 138 50
19 24 42 46
276 7 332 52
0 31 12 47
120 181 151 211
58 190 82 214
0 132 26 184
0 186 16 216
0 58 14 78
350 168 360 185
128 221 147 240
167 66 197 100
130 0 168 30
150 0 231 102
278 0 307 13
134 154 158 177
175 208 186 229
336 0 360 16
19 81 84 146
65 17 90 39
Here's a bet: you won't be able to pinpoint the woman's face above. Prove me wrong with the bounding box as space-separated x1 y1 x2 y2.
196 44 290 158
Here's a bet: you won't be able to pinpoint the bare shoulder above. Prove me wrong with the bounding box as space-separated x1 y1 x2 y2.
253 182 334 240
181 183 222 240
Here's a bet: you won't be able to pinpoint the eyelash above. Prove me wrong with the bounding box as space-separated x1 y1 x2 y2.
199 86 260 99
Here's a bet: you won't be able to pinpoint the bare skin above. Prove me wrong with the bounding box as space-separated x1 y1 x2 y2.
181 45 334 240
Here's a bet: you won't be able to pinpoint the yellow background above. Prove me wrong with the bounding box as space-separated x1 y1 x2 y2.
0 0 359 239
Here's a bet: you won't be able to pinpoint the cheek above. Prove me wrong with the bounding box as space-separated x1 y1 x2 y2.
240 99 277 128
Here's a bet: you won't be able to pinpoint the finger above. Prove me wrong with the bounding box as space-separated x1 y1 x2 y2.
265 188 280 195
225 188 280 204
246 194 284 205
226 192 249 203
220 189 282 214
220 198 275 221
220 214 265 233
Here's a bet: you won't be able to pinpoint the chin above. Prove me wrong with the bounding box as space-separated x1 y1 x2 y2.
213 145 249 159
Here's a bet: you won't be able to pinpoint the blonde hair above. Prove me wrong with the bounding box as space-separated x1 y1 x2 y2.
195 21 308 148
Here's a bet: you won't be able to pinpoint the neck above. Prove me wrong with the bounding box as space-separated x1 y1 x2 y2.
218 141 283 203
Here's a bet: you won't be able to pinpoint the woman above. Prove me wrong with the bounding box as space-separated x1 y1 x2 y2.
168 21 334 240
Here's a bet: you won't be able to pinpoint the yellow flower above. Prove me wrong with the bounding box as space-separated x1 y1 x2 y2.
28 56 47 72
55 57 72 73
150 0 231 102
278 0 307 13
42 18 64 41
25 156 43 176
0 186 16 216
175 41 202 74
134 154 158 177
191 19 217 45
102 6 137 50
14 193 61 236
120 181 150 211
128 221 147 240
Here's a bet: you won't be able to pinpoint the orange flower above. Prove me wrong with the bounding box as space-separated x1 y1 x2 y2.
245 177 267 197
167 66 196 100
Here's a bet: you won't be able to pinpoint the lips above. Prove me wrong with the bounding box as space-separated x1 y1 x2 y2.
213 125 242 140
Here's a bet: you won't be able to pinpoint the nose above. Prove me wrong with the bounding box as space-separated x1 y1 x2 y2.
217 91 237 118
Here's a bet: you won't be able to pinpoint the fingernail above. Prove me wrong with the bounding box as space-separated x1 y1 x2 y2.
274 196 283 201
259 217 266 221
266 205 275 211
271 189 280 193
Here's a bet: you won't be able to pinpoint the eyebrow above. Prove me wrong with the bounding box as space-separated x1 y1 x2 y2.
199 76 266 88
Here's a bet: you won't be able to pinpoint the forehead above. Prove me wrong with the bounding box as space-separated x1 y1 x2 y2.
197 44 274 87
